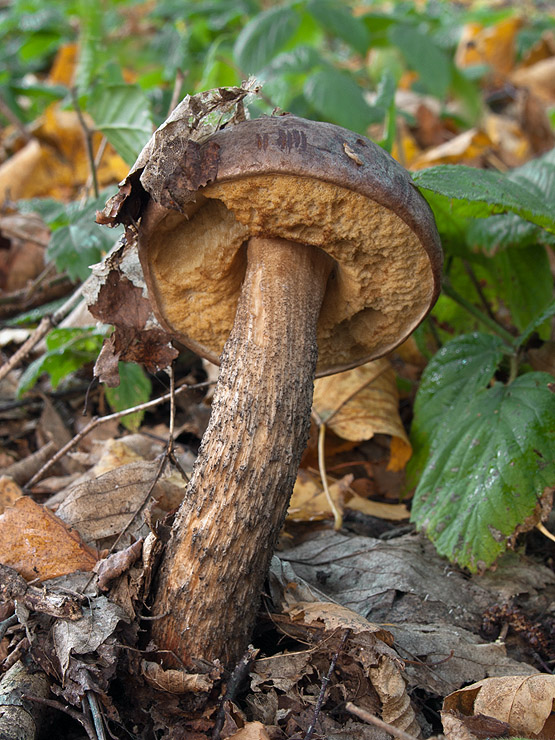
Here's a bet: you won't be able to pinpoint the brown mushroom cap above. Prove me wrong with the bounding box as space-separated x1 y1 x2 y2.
138 115 442 376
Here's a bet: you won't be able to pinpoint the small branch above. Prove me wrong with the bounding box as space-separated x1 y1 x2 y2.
345 702 420 740
304 629 350 740
442 279 517 346
71 88 99 198
168 70 186 115
462 260 497 322
212 646 259 740
0 94 32 142
24 380 211 488
23 694 97 740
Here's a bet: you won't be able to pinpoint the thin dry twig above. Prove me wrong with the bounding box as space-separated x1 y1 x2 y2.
23 693 97 740
304 629 351 740
0 280 89 383
24 380 211 488
71 87 99 199
345 702 420 740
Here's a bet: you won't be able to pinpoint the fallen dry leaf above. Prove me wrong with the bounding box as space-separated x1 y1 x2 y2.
511 57 555 103
0 495 99 580
288 469 409 523
411 128 493 169
227 722 271 740
312 359 411 472
0 476 23 515
443 674 555 738
455 17 522 80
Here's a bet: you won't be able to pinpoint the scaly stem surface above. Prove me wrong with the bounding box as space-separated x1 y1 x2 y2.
151 236 332 667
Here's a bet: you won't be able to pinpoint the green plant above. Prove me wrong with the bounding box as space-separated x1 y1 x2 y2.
408 150 555 572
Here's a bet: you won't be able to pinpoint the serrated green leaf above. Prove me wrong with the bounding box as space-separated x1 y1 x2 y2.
414 165 555 234
234 5 301 74
389 23 451 98
307 0 369 55
408 333 506 487
104 363 152 432
17 327 107 396
485 245 553 335
87 83 153 165
304 66 382 132
411 373 555 571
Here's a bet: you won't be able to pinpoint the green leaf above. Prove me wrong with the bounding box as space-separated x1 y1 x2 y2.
411 373 555 571
388 23 451 98
304 66 382 132
104 363 152 432
234 5 301 74
87 83 153 166
413 165 555 234
307 0 369 55
484 245 553 336
517 300 555 348
17 327 107 396
45 192 122 281
408 332 506 486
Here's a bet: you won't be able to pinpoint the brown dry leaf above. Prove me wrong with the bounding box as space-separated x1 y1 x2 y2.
285 600 393 645
443 674 555 738
455 17 522 80
0 495 99 581
411 128 492 169
511 57 555 103
288 469 409 523
483 113 531 167
0 476 23 515
312 359 411 472
227 722 271 740
141 660 217 694
0 212 49 292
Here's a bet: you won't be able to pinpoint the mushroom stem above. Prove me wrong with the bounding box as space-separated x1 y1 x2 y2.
151 236 333 668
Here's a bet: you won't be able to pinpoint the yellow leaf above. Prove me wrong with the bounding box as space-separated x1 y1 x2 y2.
455 17 522 79
312 359 411 471
48 43 78 86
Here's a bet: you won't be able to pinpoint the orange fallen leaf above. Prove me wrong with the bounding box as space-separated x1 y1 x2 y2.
312 359 411 472
48 43 78 86
0 496 99 581
411 128 492 169
455 17 522 80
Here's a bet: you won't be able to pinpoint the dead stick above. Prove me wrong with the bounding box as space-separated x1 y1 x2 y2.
24 381 211 488
304 630 350 740
345 702 420 740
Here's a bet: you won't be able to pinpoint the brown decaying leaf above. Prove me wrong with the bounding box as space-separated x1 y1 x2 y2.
312 359 411 472
94 539 143 591
0 476 23 515
443 674 555 738
0 496 99 581
288 469 409 523
227 722 271 740
0 563 82 620
141 661 216 695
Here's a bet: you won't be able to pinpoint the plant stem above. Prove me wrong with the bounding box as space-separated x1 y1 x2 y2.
442 279 517 347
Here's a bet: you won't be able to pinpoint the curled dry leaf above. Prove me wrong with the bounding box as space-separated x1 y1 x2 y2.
94 539 144 591
141 660 217 695
0 496 99 581
312 359 411 471
443 674 555 739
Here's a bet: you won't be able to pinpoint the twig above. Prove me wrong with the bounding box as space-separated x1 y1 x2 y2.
87 691 107 740
168 70 186 115
0 94 32 142
212 646 259 740
345 702 420 740
71 87 99 199
0 614 18 640
0 279 88 382
23 693 97 740
24 380 211 488
304 629 350 740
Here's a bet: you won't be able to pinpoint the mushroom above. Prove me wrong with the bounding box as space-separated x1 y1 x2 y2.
138 115 442 669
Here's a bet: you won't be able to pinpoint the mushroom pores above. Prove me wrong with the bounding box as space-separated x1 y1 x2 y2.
138 116 442 376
